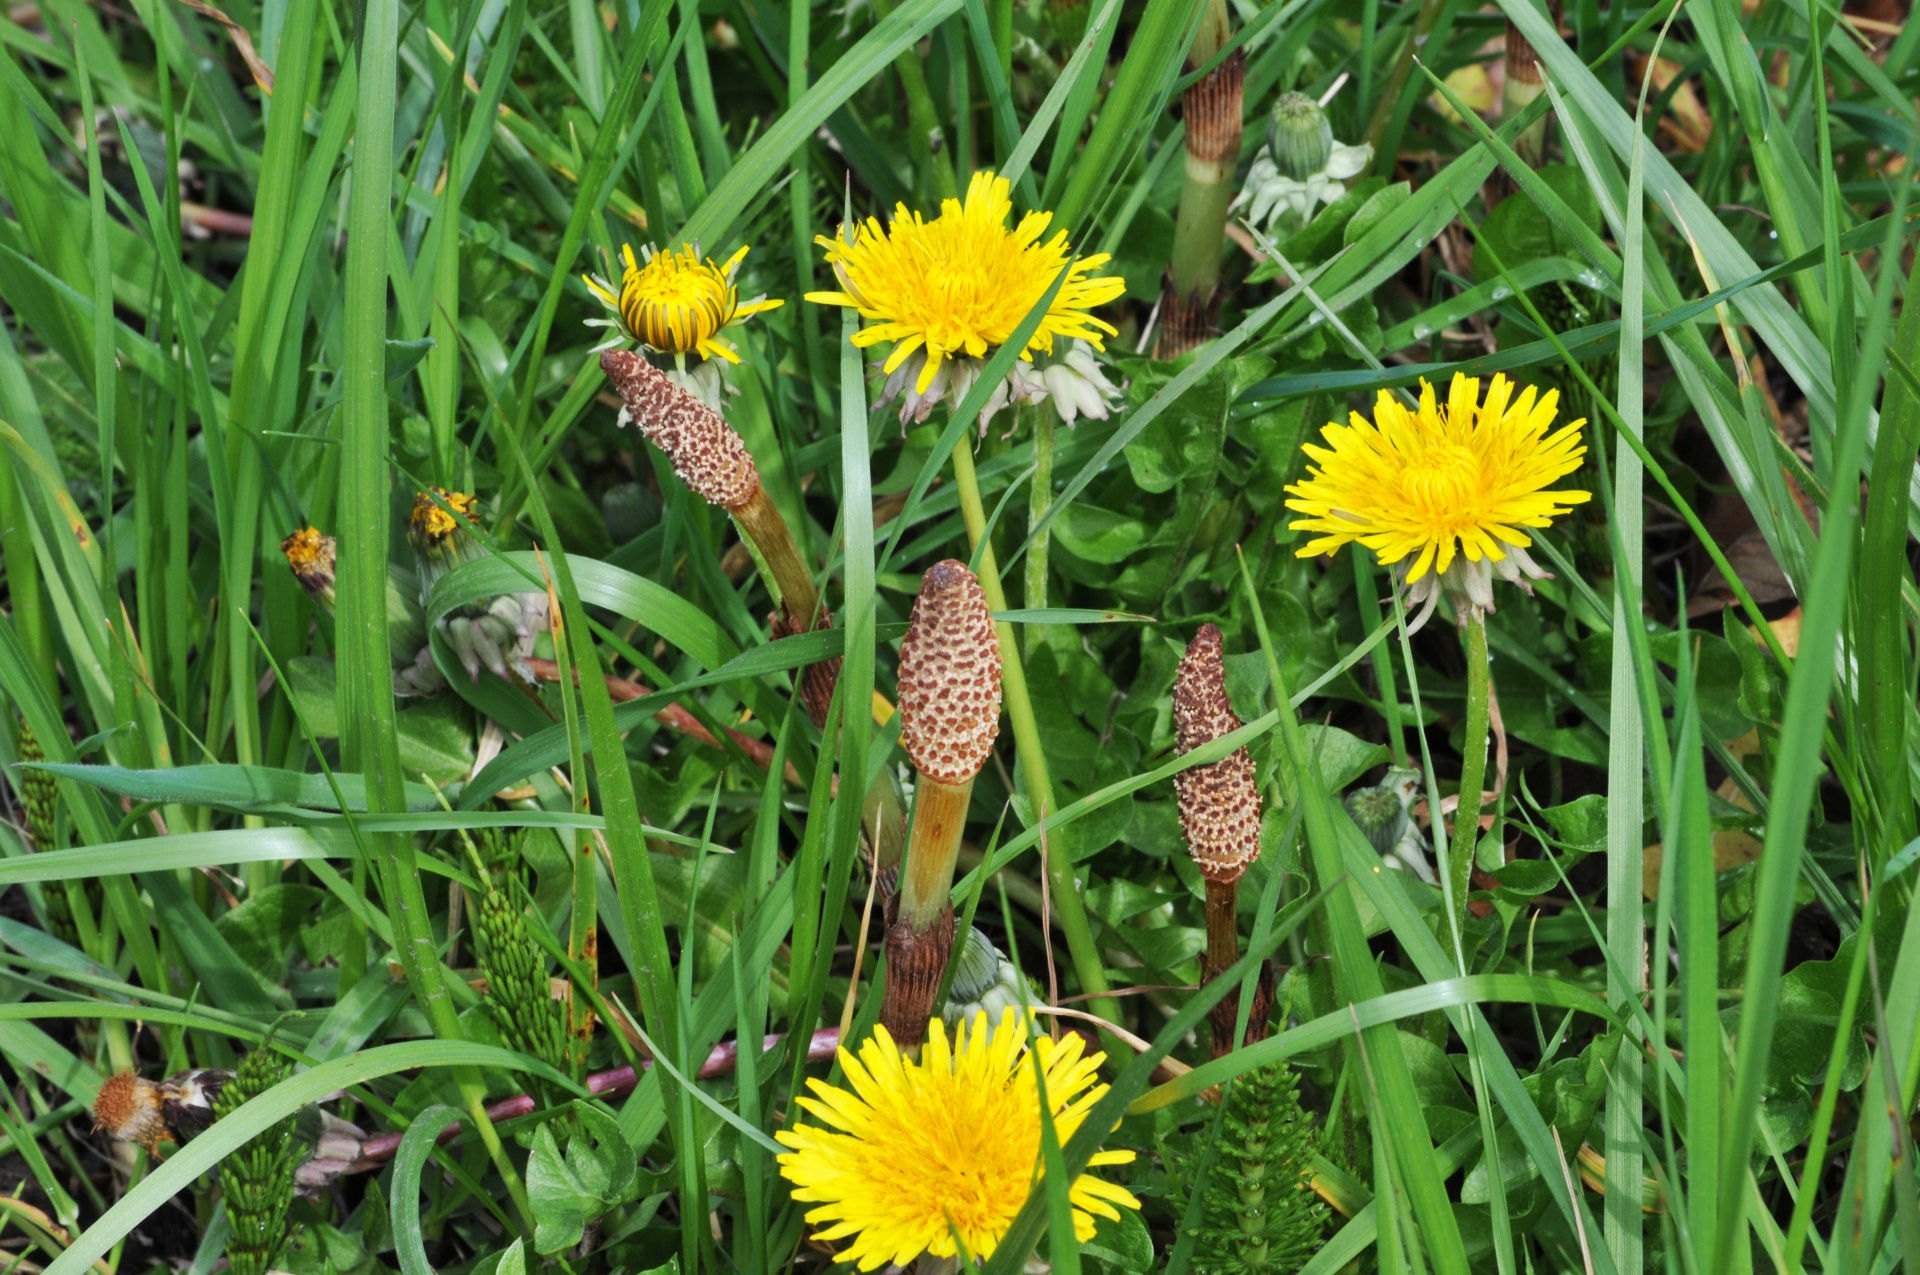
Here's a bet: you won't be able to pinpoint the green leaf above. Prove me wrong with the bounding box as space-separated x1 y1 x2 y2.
523 1102 639 1253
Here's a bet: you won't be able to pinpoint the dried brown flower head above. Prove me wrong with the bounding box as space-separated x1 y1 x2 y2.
1172 624 1262 882
600 350 760 510
896 560 1002 785
93 1070 168 1153
93 1068 229 1154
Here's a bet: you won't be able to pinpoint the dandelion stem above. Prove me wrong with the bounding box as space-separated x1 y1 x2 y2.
869 0 956 202
1450 611 1491 934
1024 405 1054 641
947 440 1120 1032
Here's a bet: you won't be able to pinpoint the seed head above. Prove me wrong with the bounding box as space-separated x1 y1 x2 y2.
1172 624 1263 883
896 560 1002 785
600 350 760 510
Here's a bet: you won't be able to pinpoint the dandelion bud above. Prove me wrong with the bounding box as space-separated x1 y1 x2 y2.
281 528 337 610
600 350 760 511
896 560 1003 786
1172 624 1262 884
1267 92 1333 183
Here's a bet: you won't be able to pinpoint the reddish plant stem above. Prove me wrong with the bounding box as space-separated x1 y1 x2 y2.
352 1027 840 1168
526 657 804 786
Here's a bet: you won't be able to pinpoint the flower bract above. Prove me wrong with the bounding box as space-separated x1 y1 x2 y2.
1286 373 1591 627
776 1009 1140 1271
583 243 782 362
807 172 1126 396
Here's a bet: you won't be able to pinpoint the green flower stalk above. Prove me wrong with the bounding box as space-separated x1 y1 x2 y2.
282 528 443 697
213 1048 299 1275
1173 624 1270 1057
884 560 1003 1048
406 492 550 686
1156 0 1244 358
1181 1063 1329 1274
471 832 575 1079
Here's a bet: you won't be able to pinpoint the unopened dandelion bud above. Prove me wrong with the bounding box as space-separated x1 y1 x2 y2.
408 488 485 595
600 350 760 511
1267 92 1334 183
1173 624 1262 884
214 1049 298 1275
896 560 1003 786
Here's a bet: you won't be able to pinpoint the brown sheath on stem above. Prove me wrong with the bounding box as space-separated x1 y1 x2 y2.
881 901 956 1048
1182 48 1246 169
1156 29 1244 360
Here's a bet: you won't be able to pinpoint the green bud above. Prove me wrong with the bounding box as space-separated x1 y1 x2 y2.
941 927 1032 1036
1266 93 1332 182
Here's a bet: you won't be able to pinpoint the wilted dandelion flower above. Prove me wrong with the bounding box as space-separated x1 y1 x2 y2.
808 172 1127 429
1286 373 1590 631
776 1009 1140 1271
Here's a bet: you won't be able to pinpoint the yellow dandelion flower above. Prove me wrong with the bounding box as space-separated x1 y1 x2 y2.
776 1010 1141 1272
582 243 783 363
1286 373 1591 626
807 171 1127 395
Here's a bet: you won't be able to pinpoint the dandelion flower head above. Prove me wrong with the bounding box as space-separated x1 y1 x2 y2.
776 1009 1141 1271
583 242 782 362
1286 373 1590 622
807 172 1127 395
409 488 480 546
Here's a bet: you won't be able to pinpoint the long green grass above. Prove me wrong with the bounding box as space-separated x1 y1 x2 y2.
1 0 1918 1270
